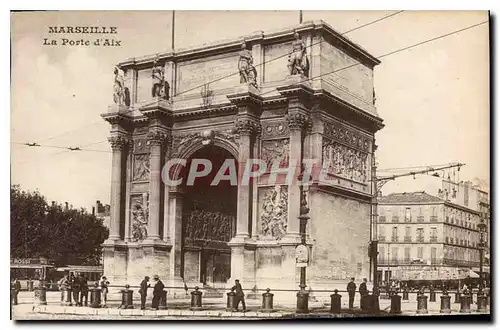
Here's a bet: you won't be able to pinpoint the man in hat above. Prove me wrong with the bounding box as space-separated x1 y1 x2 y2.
151 275 164 310
231 279 246 312
359 278 368 310
139 276 150 310
346 277 357 310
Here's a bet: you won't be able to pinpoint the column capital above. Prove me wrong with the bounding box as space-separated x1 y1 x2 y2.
234 117 261 136
147 130 170 147
108 135 132 150
286 112 312 131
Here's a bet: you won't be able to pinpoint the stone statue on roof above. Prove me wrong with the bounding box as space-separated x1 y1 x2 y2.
238 41 258 89
287 32 309 77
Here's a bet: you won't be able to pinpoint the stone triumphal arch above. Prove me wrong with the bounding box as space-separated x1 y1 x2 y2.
102 21 384 297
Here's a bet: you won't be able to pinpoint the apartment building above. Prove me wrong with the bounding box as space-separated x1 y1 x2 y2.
376 182 487 283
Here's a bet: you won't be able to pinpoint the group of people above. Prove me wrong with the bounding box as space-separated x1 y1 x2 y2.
346 277 369 310
58 273 109 307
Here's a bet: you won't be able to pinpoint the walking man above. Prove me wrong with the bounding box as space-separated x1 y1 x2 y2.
347 277 357 310
151 275 164 310
58 275 69 304
139 276 150 310
231 279 246 312
359 278 368 311
80 276 89 307
72 273 81 306
11 278 21 306
100 276 110 308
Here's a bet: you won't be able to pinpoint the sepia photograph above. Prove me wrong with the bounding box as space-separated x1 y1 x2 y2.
9 8 491 321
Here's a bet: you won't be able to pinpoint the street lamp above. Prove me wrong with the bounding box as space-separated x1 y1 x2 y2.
477 210 487 291
295 169 310 314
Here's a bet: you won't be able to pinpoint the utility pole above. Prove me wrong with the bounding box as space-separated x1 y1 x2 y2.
370 161 465 291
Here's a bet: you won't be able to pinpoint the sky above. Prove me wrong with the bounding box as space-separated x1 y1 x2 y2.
10 10 490 209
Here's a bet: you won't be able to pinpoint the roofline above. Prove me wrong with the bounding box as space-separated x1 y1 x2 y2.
118 20 380 69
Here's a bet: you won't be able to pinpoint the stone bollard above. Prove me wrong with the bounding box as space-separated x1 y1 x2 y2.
159 290 167 310
226 288 236 311
390 293 402 314
416 293 428 314
429 287 436 302
454 291 460 303
190 286 203 311
62 288 73 306
372 288 380 314
33 281 47 306
460 294 471 313
440 290 451 314
120 284 134 309
402 287 409 301
90 283 101 308
330 289 341 314
261 288 274 312
476 291 488 313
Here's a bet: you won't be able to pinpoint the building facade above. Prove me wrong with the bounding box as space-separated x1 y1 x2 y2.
377 181 488 284
101 21 384 296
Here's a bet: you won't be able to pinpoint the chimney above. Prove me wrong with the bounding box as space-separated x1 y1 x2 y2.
51 201 55 207
65 202 69 210
92 206 95 216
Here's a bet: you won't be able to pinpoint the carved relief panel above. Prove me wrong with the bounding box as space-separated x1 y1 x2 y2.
322 139 368 183
183 210 234 248
261 139 290 170
130 193 149 242
260 185 288 240
132 154 150 182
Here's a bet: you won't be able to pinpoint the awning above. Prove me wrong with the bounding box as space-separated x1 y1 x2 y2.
56 266 103 272
465 269 480 278
11 264 54 269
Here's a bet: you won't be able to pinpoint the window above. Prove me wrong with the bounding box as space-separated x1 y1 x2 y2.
392 247 398 263
416 228 424 243
378 226 385 241
405 208 411 222
431 247 437 264
417 247 424 259
404 226 411 242
379 246 385 262
392 209 399 222
430 227 438 242
417 207 424 222
392 227 398 242
404 247 411 262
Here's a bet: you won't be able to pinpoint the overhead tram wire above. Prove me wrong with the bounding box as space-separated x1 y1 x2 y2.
15 17 487 166
11 142 111 153
14 11 406 153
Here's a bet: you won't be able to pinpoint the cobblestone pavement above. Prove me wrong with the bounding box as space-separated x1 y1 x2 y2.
11 291 490 320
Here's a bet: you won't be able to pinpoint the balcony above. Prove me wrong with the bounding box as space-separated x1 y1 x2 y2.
404 236 412 242
391 216 399 223
430 216 438 223
416 237 424 243
442 258 480 268
391 236 399 242
379 216 386 223
378 236 386 242
430 236 438 243
417 216 425 222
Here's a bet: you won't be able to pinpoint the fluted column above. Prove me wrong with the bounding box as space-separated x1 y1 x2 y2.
108 135 130 240
284 113 311 240
147 131 168 241
234 117 260 240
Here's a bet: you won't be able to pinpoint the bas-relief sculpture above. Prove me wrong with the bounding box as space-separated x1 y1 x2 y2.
261 185 288 240
261 139 290 170
113 66 131 107
287 32 309 77
131 193 149 242
184 209 234 247
322 141 368 183
169 130 239 159
151 57 170 100
133 154 150 182
238 42 258 88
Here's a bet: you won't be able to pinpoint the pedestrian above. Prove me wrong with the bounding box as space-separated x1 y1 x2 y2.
359 278 368 310
73 273 81 306
151 275 164 310
80 275 89 307
231 279 246 311
58 275 69 303
99 276 110 308
139 276 150 310
11 278 21 305
346 277 357 310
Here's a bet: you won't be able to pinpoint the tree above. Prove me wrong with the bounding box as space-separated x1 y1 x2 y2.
10 185 109 266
